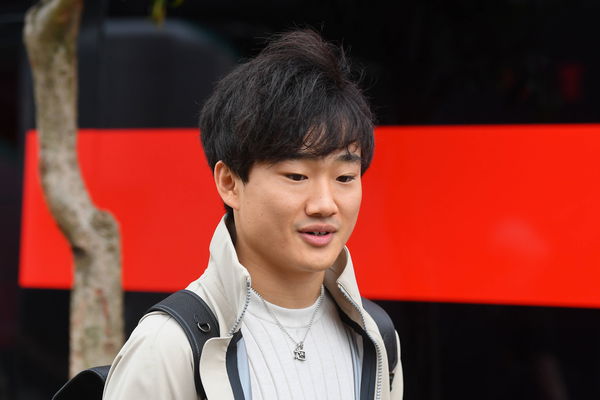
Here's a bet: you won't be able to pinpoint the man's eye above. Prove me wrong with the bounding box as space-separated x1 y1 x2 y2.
337 175 355 183
286 174 307 181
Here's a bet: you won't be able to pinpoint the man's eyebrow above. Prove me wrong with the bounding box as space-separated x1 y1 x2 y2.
283 152 362 162
336 153 362 163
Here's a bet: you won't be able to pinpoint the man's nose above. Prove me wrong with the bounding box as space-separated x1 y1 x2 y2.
305 180 338 217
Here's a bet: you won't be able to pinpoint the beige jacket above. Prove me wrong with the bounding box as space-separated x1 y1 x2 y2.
104 217 403 399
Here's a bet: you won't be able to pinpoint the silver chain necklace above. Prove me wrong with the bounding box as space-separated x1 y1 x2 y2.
251 285 324 361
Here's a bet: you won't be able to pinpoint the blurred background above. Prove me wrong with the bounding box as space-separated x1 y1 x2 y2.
3 0 600 399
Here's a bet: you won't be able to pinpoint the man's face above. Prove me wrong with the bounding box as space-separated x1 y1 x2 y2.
232 147 362 279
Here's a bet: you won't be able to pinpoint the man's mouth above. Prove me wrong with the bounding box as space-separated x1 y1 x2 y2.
298 225 337 246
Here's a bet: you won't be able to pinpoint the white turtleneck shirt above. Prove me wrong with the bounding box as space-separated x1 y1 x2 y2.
238 290 362 400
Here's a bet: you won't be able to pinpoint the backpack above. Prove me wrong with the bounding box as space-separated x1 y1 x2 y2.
52 290 397 400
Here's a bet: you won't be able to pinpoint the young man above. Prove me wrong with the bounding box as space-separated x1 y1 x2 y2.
103 30 403 399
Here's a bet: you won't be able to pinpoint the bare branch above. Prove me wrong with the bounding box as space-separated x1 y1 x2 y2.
24 0 123 376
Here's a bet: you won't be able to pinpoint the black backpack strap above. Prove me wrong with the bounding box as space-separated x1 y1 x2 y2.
361 297 398 386
147 289 220 399
52 365 111 400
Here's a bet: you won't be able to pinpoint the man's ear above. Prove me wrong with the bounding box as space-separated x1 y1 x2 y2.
214 161 241 210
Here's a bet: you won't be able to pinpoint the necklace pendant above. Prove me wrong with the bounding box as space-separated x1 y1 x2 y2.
293 343 306 361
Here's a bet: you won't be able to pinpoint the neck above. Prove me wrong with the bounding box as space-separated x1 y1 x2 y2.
248 268 324 309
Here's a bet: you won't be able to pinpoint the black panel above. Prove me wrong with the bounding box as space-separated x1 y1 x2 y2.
105 0 600 126
16 289 69 399
376 300 600 400
0 3 29 400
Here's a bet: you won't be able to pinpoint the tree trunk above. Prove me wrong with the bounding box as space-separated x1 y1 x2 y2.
23 0 124 377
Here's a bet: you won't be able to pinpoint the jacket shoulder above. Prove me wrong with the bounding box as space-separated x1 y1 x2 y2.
103 313 196 399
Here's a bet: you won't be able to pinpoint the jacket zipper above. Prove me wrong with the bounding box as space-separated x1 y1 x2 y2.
228 278 252 335
338 283 383 400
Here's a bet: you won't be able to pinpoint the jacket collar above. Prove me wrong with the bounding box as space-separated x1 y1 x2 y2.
201 216 365 336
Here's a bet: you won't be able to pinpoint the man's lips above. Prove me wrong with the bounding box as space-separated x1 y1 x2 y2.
298 224 337 247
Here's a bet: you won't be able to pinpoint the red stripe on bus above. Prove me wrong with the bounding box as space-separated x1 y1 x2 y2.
19 126 600 307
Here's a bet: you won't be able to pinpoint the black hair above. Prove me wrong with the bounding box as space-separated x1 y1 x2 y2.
199 29 374 216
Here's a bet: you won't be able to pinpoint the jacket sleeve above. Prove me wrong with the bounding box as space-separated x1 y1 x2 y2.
389 330 404 400
103 313 198 400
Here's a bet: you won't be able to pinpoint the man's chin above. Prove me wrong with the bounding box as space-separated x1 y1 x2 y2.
299 256 339 273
